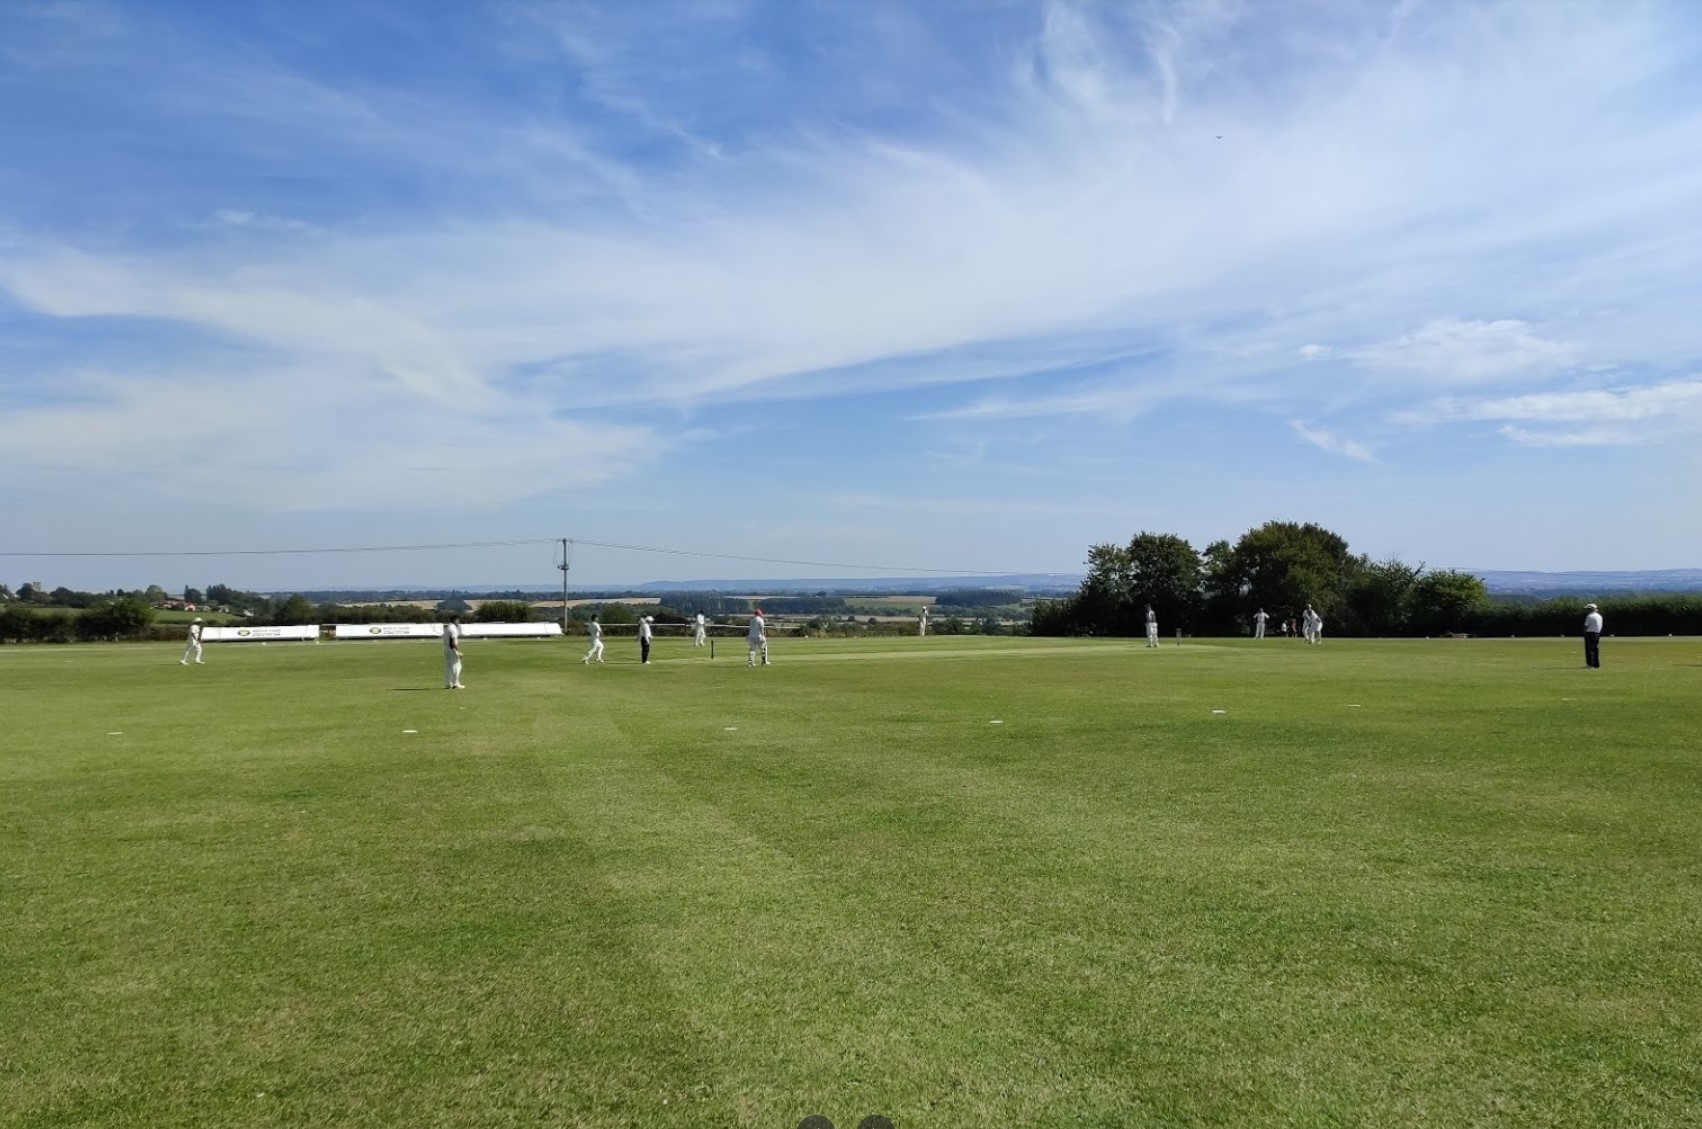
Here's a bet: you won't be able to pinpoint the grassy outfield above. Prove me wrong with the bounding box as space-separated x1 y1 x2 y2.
3 635 1699 1128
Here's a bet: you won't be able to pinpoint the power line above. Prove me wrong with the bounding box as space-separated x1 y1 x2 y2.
1 535 1009 575
0 538 555 558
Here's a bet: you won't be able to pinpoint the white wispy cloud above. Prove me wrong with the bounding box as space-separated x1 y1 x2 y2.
1290 421 1375 462
1496 426 1640 449
1352 319 1577 386
2 0 1700 517
1397 378 1702 426
0 361 654 510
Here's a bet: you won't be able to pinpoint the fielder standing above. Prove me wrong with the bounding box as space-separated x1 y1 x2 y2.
443 616 464 689
639 615 653 664
747 608 768 666
180 617 204 665
1145 605 1159 648
1583 602 1603 668
583 615 605 664
1253 608 1268 639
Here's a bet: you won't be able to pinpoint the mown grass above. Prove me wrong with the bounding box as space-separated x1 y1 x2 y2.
3 635 1699 1128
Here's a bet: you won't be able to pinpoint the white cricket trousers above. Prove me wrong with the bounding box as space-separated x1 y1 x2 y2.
747 637 767 665
1146 624 1158 647
181 640 202 663
445 654 462 688
584 639 604 663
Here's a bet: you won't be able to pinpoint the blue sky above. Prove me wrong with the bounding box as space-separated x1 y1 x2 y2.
3 0 1700 592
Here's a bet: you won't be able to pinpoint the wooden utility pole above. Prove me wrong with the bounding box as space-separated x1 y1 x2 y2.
558 539 571 630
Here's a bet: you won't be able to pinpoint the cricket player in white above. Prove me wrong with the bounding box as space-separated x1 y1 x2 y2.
1304 605 1323 644
638 616 653 664
747 609 768 666
583 615 605 663
443 617 464 688
1253 608 1268 639
919 607 928 636
1145 605 1159 648
693 612 707 647
180 617 204 664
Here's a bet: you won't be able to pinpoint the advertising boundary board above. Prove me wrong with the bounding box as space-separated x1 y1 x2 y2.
332 623 562 640
202 625 320 642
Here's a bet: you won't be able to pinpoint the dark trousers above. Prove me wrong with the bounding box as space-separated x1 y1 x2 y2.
640 637 651 664
1584 632 1601 668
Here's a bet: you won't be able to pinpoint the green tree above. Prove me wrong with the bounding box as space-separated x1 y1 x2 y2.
184 587 205 604
473 600 534 623
1126 532 1203 629
1199 539 1240 632
1224 521 1361 625
1409 570 1489 635
1348 556 1424 636
274 595 319 624
1071 532 1202 635
1075 542 1137 635
0 604 35 643
78 597 155 640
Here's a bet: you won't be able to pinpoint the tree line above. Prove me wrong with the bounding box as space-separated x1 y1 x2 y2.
1030 521 1702 637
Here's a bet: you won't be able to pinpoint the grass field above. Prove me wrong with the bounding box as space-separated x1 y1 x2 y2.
4 635 1699 1128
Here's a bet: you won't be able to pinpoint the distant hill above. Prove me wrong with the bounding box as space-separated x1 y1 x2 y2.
292 569 1701 603
1475 569 1702 596
633 574 1084 595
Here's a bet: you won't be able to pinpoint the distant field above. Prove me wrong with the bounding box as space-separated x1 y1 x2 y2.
842 595 935 613
4 636 1699 1127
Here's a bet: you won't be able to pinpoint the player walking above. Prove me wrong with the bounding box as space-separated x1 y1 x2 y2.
180 617 204 665
583 615 605 663
693 612 707 647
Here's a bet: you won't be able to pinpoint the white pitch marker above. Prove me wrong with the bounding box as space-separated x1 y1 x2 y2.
402 729 419 734
724 726 739 732
989 719 1004 725
107 731 123 736
1211 709 1227 715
